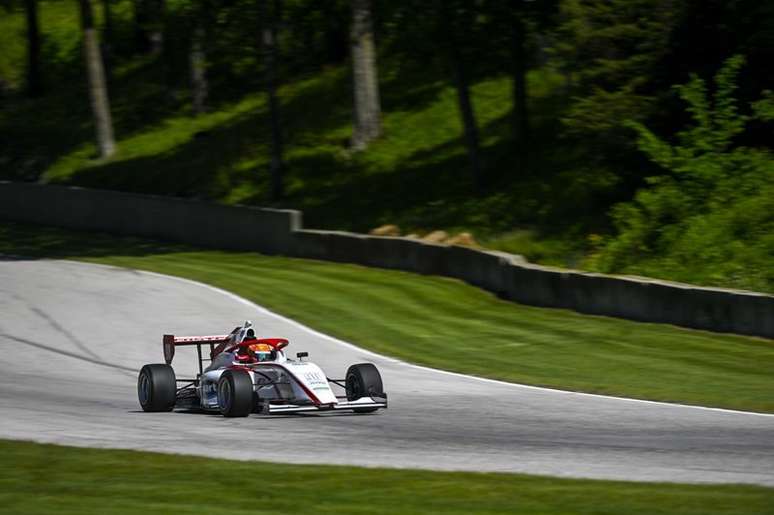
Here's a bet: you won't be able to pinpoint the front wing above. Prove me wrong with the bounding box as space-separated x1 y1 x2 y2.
263 394 388 414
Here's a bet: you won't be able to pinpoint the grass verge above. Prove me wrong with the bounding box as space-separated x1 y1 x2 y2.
1 221 773 413
1 440 772 515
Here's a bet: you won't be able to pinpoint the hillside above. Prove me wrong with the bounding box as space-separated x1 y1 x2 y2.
1 0 772 292
0 1 610 262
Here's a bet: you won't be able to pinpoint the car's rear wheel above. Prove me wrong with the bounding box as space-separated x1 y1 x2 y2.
218 370 254 417
137 364 176 412
345 363 383 413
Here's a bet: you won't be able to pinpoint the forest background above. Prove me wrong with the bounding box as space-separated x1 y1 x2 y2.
1 0 772 293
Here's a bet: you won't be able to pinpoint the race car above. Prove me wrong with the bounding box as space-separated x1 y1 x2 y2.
137 321 387 417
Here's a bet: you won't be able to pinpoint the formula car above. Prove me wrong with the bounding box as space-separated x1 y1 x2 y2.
137 321 387 417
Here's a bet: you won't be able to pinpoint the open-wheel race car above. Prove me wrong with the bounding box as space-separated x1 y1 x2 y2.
137 321 387 417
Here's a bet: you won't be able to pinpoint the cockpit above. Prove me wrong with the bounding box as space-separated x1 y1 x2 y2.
235 342 276 363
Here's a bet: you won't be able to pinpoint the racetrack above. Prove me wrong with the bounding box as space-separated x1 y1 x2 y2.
1 259 773 486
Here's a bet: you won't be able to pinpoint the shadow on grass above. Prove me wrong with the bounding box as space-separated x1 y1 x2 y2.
42 68 357 201
0 58 189 183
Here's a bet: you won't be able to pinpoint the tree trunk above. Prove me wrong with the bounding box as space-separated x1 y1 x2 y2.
79 0 116 158
190 0 212 114
511 10 529 168
133 0 163 54
189 0 210 115
24 0 42 97
322 2 348 63
350 0 382 151
133 0 149 53
438 0 482 189
148 0 165 55
190 27 208 114
262 0 284 200
101 0 113 82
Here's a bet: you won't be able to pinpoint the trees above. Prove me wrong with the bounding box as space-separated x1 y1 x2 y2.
322 1 349 64
510 1 557 155
189 0 211 115
133 0 165 54
555 0 676 137
100 0 115 82
23 0 42 97
437 0 482 189
592 56 774 291
262 0 285 200
78 0 116 158
553 0 678 191
488 0 555 171
148 0 165 54
510 4 528 151
132 0 149 52
349 0 381 150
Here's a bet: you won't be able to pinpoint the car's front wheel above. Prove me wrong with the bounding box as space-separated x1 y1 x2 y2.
217 370 254 417
345 363 383 413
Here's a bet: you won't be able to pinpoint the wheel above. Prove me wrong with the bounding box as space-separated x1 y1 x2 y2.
217 370 254 417
137 364 176 412
345 363 383 413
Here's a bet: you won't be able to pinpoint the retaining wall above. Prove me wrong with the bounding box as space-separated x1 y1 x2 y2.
1 181 771 338
291 229 774 338
0 182 300 254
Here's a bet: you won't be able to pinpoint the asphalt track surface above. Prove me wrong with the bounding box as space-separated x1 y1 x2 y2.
1 260 773 486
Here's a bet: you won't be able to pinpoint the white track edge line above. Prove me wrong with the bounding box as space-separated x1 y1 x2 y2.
62 259 774 418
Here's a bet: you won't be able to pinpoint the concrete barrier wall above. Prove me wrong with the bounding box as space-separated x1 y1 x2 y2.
1 181 771 338
291 230 774 339
0 182 300 254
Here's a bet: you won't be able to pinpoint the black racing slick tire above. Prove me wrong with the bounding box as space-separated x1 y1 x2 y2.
217 370 254 417
346 363 383 413
137 364 176 412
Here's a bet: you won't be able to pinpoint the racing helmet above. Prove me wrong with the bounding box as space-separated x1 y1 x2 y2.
248 343 275 362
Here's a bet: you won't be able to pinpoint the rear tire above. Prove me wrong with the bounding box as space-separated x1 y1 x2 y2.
138 364 176 412
218 370 254 417
346 363 383 413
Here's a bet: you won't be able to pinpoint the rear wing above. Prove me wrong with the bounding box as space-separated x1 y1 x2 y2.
162 334 233 363
163 333 238 377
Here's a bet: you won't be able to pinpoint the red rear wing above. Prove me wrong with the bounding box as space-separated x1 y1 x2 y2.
162 334 231 365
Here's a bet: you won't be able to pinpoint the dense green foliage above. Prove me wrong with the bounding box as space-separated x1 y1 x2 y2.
590 57 774 292
3 440 773 515
1 0 772 291
3 221 773 413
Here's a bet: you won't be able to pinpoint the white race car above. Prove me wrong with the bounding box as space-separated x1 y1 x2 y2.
137 321 387 417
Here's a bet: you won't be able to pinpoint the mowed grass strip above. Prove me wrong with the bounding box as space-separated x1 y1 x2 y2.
0 440 772 515
2 222 773 413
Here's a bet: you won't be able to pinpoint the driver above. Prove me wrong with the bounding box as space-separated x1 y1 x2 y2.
234 341 274 363
248 343 274 362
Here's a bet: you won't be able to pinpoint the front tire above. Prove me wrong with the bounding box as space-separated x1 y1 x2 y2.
138 364 176 412
217 370 254 417
346 363 383 413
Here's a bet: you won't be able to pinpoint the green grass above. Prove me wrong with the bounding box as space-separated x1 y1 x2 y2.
0 0 83 90
2 221 773 413
1 440 772 515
